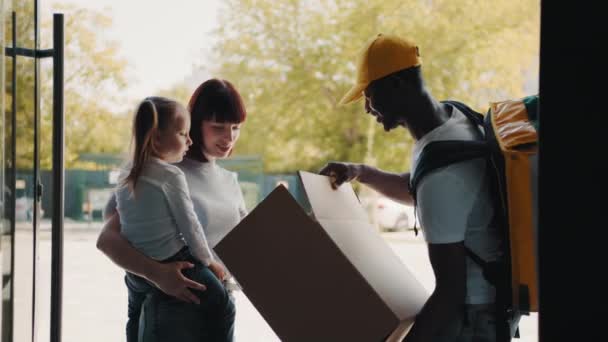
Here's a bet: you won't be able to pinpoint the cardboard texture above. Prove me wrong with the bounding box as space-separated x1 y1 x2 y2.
215 171 429 341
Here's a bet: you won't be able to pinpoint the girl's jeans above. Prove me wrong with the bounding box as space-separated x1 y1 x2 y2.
125 247 235 342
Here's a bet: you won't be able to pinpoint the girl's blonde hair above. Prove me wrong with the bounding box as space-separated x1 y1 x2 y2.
123 96 181 191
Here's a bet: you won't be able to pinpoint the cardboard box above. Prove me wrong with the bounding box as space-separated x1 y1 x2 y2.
216 171 429 341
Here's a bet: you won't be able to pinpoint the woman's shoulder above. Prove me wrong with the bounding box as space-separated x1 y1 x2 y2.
215 164 237 177
178 158 237 180
214 165 242 187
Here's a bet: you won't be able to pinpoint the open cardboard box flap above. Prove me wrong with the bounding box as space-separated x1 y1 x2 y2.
215 171 430 341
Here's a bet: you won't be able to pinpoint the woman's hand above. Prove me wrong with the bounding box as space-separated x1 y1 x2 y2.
149 261 208 304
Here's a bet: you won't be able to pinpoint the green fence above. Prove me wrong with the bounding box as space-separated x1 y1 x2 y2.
15 155 308 221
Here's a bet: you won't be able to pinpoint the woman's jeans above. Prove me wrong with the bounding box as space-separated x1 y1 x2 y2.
125 247 235 342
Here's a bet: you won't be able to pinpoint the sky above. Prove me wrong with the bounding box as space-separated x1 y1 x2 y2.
44 0 221 102
39 0 539 104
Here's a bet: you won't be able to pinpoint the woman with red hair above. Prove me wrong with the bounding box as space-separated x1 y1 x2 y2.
98 78 249 342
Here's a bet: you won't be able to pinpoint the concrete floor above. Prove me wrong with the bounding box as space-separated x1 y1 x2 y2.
6 225 538 341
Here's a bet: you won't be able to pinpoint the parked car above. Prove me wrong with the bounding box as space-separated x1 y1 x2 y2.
15 197 43 221
362 196 418 232
15 197 33 221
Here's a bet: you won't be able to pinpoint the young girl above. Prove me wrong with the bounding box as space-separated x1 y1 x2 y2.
114 96 235 341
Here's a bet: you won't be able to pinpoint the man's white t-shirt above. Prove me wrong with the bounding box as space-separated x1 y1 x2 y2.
411 106 503 305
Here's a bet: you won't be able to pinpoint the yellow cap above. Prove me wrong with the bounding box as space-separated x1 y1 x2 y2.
339 34 421 105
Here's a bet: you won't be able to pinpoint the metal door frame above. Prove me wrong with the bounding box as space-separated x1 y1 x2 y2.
4 8 64 342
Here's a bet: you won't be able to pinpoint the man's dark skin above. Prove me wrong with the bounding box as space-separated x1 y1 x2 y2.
320 66 467 342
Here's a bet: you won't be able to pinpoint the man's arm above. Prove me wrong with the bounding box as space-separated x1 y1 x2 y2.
96 212 207 304
319 162 413 205
358 166 412 205
403 242 467 342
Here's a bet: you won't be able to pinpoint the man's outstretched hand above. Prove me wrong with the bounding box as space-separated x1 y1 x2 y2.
319 162 365 189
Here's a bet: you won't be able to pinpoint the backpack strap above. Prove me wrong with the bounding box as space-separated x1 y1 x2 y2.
409 100 487 197
464 246 489 269
409 140 489 201
408 101 489 235
408 140 488 236
465 245 518 340
442 100 485 127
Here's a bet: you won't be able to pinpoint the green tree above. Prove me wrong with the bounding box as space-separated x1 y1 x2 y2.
210 0 540 173
5 2 132 170
41 4 131 169
4 0 37 171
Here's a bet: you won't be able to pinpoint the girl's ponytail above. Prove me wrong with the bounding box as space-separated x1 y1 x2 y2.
123 96 179 192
